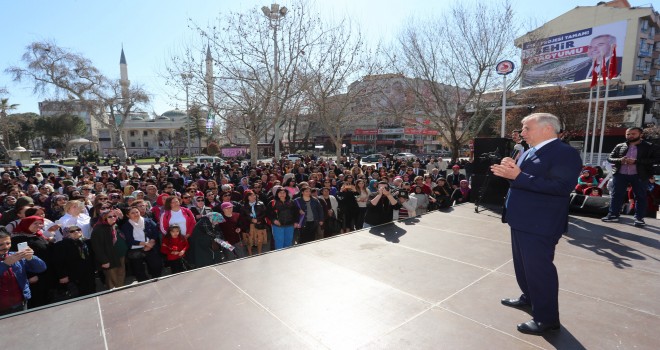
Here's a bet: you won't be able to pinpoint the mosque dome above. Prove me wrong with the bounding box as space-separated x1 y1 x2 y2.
161 109 187 119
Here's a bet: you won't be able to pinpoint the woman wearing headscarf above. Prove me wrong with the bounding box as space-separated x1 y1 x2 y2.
451 179 471 204
121 206 162 282
47 194 68 221
11 216 52 307
90 210 128 289
186 212 225 268
190 195 211 221
52 225 96 297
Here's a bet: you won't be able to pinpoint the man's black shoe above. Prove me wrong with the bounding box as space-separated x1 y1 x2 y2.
517 319 560 335
501 298 531 310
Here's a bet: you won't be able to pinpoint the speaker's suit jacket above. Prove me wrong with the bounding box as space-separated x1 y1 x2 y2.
505 139 582 237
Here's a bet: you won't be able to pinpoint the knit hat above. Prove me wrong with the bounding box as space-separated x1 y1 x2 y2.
220 202 234 210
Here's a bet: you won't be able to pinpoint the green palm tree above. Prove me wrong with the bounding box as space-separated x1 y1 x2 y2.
0 98 19 161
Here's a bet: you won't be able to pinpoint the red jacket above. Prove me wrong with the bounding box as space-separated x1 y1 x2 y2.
160 235 189 261
159 207 196 236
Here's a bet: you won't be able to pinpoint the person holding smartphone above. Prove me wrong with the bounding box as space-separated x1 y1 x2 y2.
0 230 46 316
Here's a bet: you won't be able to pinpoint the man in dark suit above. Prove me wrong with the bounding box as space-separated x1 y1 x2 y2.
491 113 582 335
411 161 425 177
573 34 622 81
602 127 660 226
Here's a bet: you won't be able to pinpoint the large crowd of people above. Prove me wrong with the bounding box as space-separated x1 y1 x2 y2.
0 154 471 316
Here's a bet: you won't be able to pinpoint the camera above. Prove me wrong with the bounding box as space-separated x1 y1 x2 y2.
479 151 502 165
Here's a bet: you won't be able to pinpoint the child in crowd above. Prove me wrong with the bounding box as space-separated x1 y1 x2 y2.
160 224 188 274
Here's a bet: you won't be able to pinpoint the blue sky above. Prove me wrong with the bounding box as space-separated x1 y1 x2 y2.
1 0 602 115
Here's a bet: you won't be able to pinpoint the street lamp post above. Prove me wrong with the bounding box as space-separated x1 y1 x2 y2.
181 72 192 158
261 3 287 162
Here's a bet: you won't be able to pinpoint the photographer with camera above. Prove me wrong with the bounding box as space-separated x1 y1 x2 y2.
364 182 401 227
336 178 359 233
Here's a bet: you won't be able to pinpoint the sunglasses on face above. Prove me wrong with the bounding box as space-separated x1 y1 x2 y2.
196 199 205 202
106 215 118 219
182 196 191 199
68 229 82 233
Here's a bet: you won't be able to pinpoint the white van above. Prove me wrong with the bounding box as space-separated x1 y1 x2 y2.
194 156 225 166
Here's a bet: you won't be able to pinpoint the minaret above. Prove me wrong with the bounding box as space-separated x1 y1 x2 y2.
120 46 130 102
205 44 214 108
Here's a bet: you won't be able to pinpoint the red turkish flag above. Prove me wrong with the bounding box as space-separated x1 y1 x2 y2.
609 45 617 79
590 61 598 88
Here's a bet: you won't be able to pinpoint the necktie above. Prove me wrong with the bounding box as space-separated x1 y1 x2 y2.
517 147 536 166
524 147 537 161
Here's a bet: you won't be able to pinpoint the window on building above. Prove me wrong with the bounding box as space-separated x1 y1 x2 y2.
636 75 643 81
143 130 148 136
130 131 135 137
144 142 149 147
641 19 649 32
130 142 135 147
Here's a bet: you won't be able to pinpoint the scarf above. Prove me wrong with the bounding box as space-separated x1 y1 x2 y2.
14 216 47 241
206 212 225 226
62 230 89 260
129 216 145 231
250 201 257 218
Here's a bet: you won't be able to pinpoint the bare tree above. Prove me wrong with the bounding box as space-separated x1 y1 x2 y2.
6 41 149 161
389 0 520 159
165 0 322 164
301 18 380 159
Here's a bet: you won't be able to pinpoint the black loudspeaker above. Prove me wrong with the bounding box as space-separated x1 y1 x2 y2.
569 194 610 217
470 174 510 205
472 138 515 175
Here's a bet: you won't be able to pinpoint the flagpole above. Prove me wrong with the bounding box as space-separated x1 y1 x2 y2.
583 87 594 162
598 67 613 166
589 83 601 164
597 80 610 165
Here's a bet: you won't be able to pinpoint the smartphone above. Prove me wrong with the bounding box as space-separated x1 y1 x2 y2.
17 242 28 252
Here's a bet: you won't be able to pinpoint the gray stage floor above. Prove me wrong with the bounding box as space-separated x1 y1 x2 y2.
1 205 658 349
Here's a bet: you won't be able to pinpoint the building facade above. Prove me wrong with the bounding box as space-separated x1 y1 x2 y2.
515 0 660 123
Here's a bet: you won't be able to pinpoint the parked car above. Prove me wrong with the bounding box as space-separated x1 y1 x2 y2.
194 156 225 166
286 154 303 161
360 154 383 163
394 152 417 160
26 163 74 174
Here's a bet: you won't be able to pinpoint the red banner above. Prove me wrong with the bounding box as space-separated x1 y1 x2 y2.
353 129 378 135
404 128 439 135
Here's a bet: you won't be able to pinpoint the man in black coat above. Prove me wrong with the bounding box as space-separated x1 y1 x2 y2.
602 127 660 226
